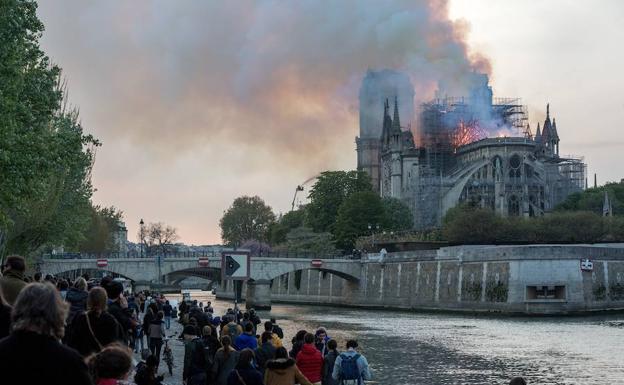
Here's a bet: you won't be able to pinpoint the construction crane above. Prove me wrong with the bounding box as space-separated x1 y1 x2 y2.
291 174 320 211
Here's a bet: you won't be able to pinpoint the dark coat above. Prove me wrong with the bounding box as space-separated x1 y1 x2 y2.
0 330 93 385
227 365 264 385
0 271 27 306
69 310 122 356
322 350 339 385
65 287 88 323
0 303 11 339
255 342 277 373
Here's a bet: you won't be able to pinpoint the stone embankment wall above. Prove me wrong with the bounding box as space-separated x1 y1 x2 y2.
218 244 624 314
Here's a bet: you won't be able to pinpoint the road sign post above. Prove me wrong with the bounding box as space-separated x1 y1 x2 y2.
221 251 250 307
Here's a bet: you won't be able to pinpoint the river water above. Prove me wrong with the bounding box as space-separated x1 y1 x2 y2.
166 291 624 385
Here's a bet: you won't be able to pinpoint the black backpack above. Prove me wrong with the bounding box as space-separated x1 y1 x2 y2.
339 353 362 383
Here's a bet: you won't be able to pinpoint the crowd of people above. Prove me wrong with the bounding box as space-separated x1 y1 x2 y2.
0 254 529 385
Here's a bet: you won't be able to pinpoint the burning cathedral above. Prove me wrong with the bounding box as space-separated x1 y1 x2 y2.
356 70 586 229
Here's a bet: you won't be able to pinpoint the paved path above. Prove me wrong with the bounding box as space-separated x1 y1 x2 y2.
134 317 186 385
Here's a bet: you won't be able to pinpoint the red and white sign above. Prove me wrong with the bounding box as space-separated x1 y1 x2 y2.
311 259 323 268
198 257 209 267
580 258 593 272
96 259 108 268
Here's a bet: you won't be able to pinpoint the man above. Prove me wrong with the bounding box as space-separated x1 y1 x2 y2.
0 255 27 305
263 320 283 348
163 300 173 329
182 325 206 385
105 280 137 341
270 317 284 339
255 331 277 375
332 340 372 385
222 316 242 342
235 322 258 351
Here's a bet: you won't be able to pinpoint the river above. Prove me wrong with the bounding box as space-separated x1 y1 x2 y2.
163 291 624 385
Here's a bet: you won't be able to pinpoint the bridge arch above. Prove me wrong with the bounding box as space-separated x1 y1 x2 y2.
52 268 134 282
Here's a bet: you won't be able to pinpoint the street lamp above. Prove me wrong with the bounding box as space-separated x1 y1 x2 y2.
139 219 145 258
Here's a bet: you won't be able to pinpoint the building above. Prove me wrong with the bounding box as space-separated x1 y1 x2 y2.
356 71 586 229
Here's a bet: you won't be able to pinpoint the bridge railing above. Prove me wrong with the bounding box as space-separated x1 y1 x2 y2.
42 250 360 260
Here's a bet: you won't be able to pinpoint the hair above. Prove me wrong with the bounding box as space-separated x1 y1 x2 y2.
346 340 358 349
509 377 527 385
202 325 212 336
34 272 42 281
304 333 315 344
295 330 307 342
86 343 133 381
4 255 26 272
327 339 337 351
157 310 164 320
261 331 273 344
315 328 327 336
220 335 232 360
105 281 123 300
59 280 69 290
274 347 288 359
87 287 108 314
264 321 273 331
11 283 68 339
236 348 255 369
244 322 254 333
73 277 88 291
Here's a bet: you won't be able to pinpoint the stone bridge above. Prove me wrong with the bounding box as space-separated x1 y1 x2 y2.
40 255 361 309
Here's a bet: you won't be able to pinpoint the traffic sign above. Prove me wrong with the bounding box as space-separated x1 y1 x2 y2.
198 257 209 267
221 251 250 280
97 259 108 268
311 259 323 268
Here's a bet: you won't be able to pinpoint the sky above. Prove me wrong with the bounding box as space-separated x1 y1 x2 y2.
36 1 624 245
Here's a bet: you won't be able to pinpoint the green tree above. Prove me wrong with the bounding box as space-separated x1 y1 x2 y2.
557 181 624 215
382 197 413 231
78 206 124 253
442 205 501 244
0 1 99 257
333 191 385 250
274 226 337 255
268 209 305 245
220 196 276 246
305 171 372 233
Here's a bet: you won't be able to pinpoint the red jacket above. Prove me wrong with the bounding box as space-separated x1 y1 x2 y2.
296 343 323 383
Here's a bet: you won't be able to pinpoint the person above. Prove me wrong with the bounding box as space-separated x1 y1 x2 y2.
289 330 307 359
163 300 172 329
322 340 339 385
66 277 89 324
263 321 283 348
0 287 11 339
331 340 372 385
223 316 243 341
315 328 330 356
256 331 277 375
183 325 208 385
296 333 323 385
135 354 164 385
33 271 42 282
202 325 221 369
0 282 93 384
236 321 259 351
227 348 263 385
148 310 166 362
58 279 69 299
270 318 284 339
205 301 214 314
0 255 28 305
69 286 122 356
212 335 241 385
510 377 527 385
86 343 133 385
106 280 137 342
264 347 313 385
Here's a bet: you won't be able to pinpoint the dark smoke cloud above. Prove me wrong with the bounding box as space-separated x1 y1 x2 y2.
37 0 488 243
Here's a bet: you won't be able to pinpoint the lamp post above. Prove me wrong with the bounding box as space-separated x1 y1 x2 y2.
139 219 145 258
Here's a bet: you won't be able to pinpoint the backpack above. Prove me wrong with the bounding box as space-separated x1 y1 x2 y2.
339 353 361 383
227 322 241 340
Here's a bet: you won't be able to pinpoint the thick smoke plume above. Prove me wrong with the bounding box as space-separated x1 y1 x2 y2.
38 0 490 243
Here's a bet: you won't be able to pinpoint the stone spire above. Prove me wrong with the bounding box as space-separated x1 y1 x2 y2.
392 96 401 133
603 190 613 217
535 122 542 142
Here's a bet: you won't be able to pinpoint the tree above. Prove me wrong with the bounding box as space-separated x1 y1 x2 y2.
273 227 337 255
442 205 501 244
78 206 124 253
0 1 99 257
240 239 271 257
382 197 413 231
143 222 179 255
220 196 276 246
557 181 624 215
268 209 305 245
333 191 385 250
305 171 372 233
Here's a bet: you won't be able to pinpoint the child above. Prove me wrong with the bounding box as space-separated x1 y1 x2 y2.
87 343 133 385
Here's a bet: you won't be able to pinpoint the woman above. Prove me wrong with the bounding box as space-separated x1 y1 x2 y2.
0 282 93 384
212 335 241 385
66 277 89 323
227 348 263 385
265 347 312 385
148 310 166 361
69 286 122 356
296 333 323 385
87 343 133 385
321 340 339 385
289 330 307 359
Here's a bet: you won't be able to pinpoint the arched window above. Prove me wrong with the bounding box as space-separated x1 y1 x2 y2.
508 195 520 216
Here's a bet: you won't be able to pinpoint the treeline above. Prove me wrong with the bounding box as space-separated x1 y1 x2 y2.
219 171 414 252
443 205 624 244
0 1 119 258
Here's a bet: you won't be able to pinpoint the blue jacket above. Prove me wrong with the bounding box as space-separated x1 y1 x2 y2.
235 332 258 351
